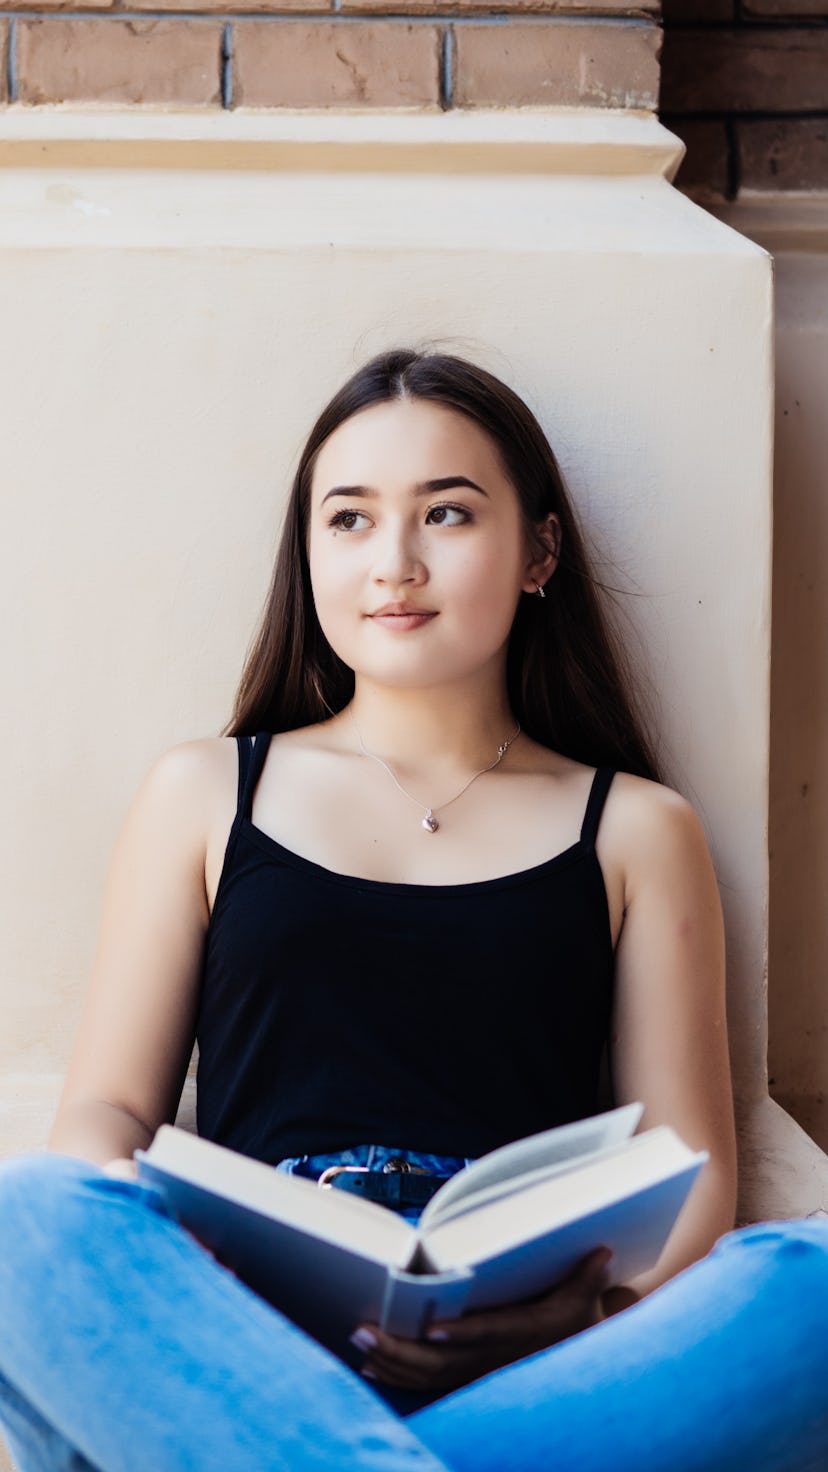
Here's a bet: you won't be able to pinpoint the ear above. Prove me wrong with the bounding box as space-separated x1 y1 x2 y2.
522 513 561 596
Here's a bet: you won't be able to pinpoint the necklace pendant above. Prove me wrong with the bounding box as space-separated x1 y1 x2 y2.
422 811 439 834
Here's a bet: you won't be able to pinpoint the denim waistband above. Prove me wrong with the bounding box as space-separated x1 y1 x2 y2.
274 1144 476 1225
274 1143 476 1180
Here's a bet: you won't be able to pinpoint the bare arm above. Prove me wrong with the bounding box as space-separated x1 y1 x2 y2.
48 740 230 1167
604 778 737 1296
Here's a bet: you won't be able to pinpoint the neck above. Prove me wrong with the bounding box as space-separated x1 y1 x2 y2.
344 673 517 775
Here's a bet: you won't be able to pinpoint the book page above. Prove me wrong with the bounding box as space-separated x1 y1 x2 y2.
424 1129 706 1272
139 1127 415 1266
419 1102 643 1230
435 1157 705 1309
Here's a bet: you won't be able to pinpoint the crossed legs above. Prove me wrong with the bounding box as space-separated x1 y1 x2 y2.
0 1154 826 1472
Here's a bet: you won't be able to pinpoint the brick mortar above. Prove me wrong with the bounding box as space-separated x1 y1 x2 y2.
0 9 661 17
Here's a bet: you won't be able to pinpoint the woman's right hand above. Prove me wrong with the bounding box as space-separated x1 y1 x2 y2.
350 1247 617 1394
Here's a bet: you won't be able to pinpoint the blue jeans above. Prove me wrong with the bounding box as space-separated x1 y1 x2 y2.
0 1151 827 1472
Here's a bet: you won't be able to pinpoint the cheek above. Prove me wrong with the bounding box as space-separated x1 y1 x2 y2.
307 537 363 658
308 533 353 603
449 538 523 617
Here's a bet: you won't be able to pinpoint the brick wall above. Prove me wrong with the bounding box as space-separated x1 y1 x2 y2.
0 3 661 111
3 0 823 195
662 0 828 198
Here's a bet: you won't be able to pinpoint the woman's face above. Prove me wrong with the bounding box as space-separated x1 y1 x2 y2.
307 397 552 692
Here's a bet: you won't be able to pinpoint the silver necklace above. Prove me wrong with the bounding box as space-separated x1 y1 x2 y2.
350 712 521 834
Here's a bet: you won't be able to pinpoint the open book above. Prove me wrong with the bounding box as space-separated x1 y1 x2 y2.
136 1105 706 1366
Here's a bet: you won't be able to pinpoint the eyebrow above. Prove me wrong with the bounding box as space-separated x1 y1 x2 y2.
320 476 489 506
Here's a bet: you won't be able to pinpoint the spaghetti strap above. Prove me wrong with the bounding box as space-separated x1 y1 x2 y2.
235 736 254 812
580 766 616 850
238 731 272 821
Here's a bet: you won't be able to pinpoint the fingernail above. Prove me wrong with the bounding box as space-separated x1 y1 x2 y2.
350 1328 378 1352
426 1328 449 1342
361 1367 378 1380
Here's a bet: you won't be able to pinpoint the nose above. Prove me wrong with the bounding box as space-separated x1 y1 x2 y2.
370 518 427 588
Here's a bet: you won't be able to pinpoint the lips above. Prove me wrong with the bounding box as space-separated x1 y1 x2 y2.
368 603 437 630
369 602 436 618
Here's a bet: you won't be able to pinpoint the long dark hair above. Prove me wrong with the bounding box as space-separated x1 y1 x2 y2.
226 348 660 781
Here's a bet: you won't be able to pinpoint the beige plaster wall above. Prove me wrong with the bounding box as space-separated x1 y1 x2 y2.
1 112 826 1231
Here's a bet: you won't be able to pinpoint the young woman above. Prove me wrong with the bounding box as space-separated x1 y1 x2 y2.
0 349 825 1472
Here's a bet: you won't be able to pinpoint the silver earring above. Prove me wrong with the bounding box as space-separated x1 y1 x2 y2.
533 581 546 599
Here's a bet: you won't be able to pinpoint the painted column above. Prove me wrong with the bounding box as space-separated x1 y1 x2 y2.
0 109 825 1225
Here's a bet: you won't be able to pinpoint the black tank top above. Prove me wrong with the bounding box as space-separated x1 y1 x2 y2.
196 733 616 1164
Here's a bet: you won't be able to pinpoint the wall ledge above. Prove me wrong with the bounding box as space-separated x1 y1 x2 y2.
736 1093 828 1224
707 194 828 256
0 105 684 179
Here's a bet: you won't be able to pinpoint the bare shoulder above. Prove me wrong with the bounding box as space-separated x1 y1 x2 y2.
600 771 714 891
145 734 236 787
606 771 704 835
139 736 234 794
132 736 238 833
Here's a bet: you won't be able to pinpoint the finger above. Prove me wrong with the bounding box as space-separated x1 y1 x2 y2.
351 1326 486 1392
528 1248 613 1309
423 1297 570 1347
363 1362 444 1391
352 1326 466 1376
363 1346 484 1393
350 1326 415 1360
362 1356 440 1390
556 1246 613 1289
359 1343 447 1390
424 1313 515 1347
423 1281 608 1350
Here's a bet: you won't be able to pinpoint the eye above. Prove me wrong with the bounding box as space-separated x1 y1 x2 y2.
328 509 371 532
426 503 471 527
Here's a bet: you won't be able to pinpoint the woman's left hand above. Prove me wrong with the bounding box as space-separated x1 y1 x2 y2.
350 1247 614 1393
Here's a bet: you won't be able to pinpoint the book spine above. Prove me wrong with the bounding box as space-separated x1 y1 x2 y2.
381 1266 474 1338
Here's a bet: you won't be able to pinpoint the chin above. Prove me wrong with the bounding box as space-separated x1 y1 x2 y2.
346 654 501 692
